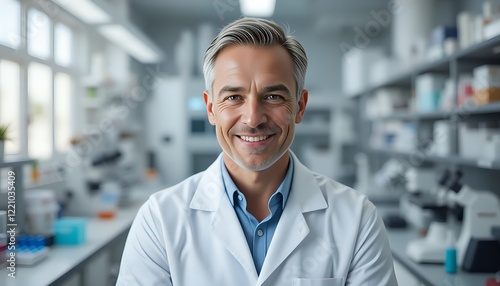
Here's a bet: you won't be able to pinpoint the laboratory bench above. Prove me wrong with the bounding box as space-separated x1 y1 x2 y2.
377 205 495 286
0 186 157 286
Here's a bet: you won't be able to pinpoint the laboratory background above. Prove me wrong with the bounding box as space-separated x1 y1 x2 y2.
1 0 500 285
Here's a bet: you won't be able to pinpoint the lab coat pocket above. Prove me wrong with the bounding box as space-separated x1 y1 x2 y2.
292 277 345 286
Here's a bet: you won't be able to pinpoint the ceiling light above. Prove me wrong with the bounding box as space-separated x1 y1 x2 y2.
52 0 110 24
98 25 162 64
240 0 276 17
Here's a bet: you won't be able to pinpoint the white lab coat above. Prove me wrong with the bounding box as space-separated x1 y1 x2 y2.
117 153 398 286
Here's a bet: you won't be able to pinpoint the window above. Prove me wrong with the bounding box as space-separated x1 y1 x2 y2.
0 60 20 154
0 0 21 49
0 1 83 162
27 8 51 60
55 23 73 67
28 63 53 159
54 73 72 152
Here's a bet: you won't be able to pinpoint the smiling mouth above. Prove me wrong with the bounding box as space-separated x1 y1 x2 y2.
239 135 271 142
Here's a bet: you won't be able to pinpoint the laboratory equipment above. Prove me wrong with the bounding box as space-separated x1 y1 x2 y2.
64 130 141 217
24 189 59 236
15 235 50 266
445 231 457 274
53 217 87 245
405 169 456 263
452 185 500 272
354 154 404 201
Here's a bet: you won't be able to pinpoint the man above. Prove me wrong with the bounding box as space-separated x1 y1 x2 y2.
117 17 398 286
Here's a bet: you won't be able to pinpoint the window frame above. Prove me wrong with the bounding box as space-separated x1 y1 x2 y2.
0 0 85 160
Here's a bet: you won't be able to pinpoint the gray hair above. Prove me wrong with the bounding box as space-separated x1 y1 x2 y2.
203 17 308 101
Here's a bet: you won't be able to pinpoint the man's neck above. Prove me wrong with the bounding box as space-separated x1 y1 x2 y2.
223 152 290 221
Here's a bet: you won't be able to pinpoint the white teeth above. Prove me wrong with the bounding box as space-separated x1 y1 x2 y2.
240 135 269 142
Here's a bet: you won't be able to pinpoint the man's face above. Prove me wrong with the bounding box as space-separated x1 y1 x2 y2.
204 45 307 171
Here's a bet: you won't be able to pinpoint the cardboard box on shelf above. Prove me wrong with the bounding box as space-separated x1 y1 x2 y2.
474 87 500 105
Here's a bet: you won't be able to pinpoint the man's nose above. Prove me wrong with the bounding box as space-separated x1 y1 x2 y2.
242 98 267 128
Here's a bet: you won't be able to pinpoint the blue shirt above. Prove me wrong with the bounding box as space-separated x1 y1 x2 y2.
221 157 294 275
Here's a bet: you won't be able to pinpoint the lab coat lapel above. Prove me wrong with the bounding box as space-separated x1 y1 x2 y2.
190 155 259 281
257 153 328 285
212 197 258 280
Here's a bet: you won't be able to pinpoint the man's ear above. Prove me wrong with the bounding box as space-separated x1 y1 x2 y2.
203 91 216 126
295 89 308 124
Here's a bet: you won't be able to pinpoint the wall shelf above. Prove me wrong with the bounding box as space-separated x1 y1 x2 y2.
368 110 453 121
455 101 500 116
366 148 500 171
348 34 500 98
348 72 413 98
0 157 34 168
367 101 500 122
346 5 500 284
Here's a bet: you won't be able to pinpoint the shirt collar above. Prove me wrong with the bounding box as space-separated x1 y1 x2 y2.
221 154 294 209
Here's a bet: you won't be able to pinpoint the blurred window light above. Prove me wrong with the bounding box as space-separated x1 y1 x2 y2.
28 63 53 159
55 23 73 67
27 8 52 60
98 25 162 63
240 0 276 17
0 60 21 154
54 73 72 153
0 0 21 49
52 0 111 24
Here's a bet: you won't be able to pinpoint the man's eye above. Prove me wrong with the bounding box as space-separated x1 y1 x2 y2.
266 94 282 100
227 95 241 101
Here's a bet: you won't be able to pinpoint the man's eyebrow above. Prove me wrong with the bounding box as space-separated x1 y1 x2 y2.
218 86 246 98
262 84 290 95
217 84 291 98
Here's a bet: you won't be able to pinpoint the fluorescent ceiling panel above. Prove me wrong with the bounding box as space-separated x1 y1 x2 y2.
52 0 110 24
240 0 276 17
98 25 162 63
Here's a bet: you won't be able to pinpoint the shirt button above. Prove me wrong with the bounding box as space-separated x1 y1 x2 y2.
257 229 264 237
237 195 243 201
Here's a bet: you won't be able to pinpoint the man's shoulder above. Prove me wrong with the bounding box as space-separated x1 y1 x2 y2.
149 171 206 205
309 171 375 212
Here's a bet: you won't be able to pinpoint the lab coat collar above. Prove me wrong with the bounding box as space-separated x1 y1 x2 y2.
189 151 327 213
189 151 328 284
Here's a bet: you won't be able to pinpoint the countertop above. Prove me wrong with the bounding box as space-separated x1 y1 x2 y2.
1 185 158 286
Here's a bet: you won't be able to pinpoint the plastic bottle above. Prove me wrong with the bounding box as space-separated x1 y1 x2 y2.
97 181 120 219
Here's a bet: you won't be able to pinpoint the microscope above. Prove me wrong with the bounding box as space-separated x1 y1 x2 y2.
405 168 457 264
452 184 500 272
406 166 500 272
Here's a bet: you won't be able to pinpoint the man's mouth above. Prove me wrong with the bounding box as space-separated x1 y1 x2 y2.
239 135 271 142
